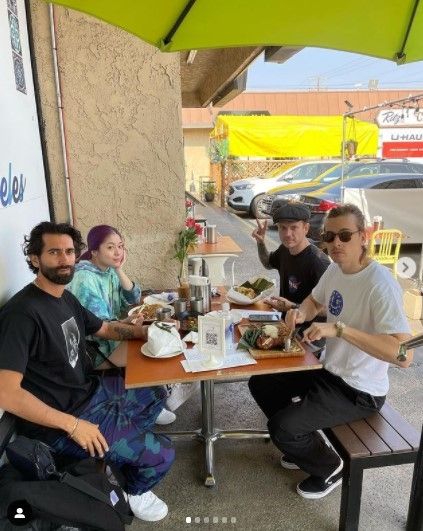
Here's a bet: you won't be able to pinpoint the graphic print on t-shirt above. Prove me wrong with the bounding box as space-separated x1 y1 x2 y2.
61 317 80 368
328 290 343 316
288 275 301 293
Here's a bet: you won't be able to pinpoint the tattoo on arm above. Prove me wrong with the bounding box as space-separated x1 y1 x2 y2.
257 242 272 269
111 323 135 340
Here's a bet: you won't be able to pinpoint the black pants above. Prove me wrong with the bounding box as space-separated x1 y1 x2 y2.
248 369 385 478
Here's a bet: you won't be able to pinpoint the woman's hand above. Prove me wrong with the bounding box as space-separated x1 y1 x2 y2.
115 248 127 270
302 322 336 343
70 418 109 458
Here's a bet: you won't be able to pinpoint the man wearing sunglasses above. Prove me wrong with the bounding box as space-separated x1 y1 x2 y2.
250 204 412 501
252 202 330 350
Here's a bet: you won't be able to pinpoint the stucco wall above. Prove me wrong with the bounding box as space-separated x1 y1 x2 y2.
29 1 185 289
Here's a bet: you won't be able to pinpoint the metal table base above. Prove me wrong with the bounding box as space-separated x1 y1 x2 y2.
163 380 269 487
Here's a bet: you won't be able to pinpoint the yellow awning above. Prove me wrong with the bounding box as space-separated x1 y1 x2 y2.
211 115 378 158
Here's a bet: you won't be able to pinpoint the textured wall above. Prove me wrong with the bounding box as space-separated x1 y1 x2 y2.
29 2 185 289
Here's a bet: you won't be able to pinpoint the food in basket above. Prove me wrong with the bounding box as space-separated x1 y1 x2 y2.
234 286 256 299
235 277 274 298
239 323 303 353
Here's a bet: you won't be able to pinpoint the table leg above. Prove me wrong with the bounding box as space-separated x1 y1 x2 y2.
202 380 217 487
161 379 269 487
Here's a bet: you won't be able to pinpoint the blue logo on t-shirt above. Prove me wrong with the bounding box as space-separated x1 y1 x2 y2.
288 275 301 293
328 290 343 316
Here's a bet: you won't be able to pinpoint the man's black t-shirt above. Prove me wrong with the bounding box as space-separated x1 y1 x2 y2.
269 243 330 303
0 283 103 439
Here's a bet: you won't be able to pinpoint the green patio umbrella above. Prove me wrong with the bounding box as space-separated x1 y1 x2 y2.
45 0 423 63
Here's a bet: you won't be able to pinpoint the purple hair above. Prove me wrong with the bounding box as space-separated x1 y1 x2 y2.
79 224 122 261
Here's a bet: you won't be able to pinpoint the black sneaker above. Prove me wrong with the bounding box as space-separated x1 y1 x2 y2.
280 455 300 470
296 458 343 499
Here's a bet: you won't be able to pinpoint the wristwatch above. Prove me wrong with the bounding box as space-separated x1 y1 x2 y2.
335 321 346 338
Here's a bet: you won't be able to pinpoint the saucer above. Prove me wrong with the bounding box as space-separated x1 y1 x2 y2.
140 342 186 359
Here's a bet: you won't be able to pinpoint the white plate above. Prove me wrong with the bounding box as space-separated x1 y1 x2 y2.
140 342 186 359
225 294 255 306
128 303 175 319
206 309 244 324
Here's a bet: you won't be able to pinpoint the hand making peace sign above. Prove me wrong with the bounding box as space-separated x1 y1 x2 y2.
251 218 268 244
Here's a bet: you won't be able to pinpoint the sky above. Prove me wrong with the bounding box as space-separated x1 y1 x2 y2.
247 48 423 91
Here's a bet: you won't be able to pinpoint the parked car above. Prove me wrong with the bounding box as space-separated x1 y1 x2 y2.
295 173 423 243
227 160 339 217
258 159 423 219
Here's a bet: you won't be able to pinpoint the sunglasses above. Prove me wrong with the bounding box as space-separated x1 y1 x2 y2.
321 229 360 243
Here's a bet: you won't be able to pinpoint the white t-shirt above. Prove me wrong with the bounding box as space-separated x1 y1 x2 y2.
312 261 410 396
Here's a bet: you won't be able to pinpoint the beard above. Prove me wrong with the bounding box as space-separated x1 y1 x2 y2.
39 263 75 285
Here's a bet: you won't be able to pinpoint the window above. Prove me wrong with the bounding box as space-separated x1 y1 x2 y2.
371 179 418 189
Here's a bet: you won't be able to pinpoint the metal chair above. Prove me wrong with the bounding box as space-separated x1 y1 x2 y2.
368 229 403 278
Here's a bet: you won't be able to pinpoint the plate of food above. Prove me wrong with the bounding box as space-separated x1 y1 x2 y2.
128 302 174 321
140 342 186 359
238 322 305 359
226 276 275 305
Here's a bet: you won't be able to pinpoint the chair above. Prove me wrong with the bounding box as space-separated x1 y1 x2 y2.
200 254 238 287
368 229 403 277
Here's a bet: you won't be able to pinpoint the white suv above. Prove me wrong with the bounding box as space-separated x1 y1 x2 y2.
227 161 339 217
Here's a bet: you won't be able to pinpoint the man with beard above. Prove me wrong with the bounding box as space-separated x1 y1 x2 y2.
0 222 174 522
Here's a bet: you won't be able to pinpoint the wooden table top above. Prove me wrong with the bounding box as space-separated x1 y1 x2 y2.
124 294 322 389
189 235 242 256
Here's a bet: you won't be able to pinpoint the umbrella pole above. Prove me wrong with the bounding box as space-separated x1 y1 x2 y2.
341 115 346 203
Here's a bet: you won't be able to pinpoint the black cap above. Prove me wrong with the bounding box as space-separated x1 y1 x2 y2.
272 202 311 224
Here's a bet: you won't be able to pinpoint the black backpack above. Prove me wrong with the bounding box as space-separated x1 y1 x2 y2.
0 442 133 531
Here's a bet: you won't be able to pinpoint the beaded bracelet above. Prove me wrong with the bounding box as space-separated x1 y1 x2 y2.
68 417 79 439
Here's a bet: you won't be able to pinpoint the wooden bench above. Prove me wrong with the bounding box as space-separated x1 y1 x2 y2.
326 403 420 531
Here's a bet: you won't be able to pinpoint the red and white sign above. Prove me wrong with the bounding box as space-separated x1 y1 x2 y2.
378 127 423 159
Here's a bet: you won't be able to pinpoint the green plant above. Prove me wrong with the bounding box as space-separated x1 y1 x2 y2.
204 182 216 194
208 138 229 163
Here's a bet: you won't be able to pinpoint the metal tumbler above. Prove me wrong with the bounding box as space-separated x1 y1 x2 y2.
205 225 217 244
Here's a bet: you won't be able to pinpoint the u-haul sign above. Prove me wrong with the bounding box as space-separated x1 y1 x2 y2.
377 108 423 160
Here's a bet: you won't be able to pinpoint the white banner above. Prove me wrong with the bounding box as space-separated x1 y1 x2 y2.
0 0 50 304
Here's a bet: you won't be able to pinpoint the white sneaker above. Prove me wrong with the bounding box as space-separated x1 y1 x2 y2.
166 382 200 412
128 491 168 521
155 408 176 425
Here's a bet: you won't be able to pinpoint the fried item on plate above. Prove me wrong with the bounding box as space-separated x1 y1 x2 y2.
133 303 163 320
234 286 256 299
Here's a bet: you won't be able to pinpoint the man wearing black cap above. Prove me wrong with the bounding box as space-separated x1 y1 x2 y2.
252 202 330 330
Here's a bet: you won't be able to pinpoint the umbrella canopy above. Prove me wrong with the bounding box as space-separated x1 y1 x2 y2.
46 0 423 63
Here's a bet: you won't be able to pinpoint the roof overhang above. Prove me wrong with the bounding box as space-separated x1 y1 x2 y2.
180 46 302 107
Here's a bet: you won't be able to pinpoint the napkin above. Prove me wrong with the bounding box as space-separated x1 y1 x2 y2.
147 322 184 357
144 292 177 304
183 331 198 344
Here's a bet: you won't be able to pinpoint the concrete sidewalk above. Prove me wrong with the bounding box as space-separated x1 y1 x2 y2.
129 203 422 531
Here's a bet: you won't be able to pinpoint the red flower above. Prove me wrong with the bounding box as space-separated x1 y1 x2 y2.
185 217 195 228
194 223 203 236
185 199 193 208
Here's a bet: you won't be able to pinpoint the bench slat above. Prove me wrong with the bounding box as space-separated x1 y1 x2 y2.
330 424 370 458
378 403 421 450
365 413 413 453
348 418 391 455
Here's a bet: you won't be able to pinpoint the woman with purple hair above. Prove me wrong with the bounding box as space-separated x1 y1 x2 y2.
67 224 176 425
